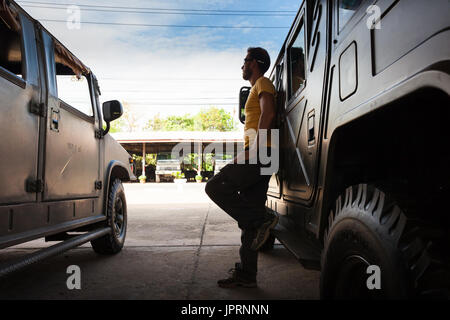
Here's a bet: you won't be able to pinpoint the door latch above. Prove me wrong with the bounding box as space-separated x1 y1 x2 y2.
307 111 315 145
51 108 60 132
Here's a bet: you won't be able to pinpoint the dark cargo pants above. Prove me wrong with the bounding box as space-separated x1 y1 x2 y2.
205 160 272 279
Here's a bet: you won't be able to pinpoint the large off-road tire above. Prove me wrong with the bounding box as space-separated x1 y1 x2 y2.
320 184 430 299
91 179 127 254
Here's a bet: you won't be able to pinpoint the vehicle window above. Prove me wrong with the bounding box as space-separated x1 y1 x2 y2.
55 51 93 116
157 153 176 160
338 0 363 31
215 154 233 160
276 61 286 109
0 12 23 78
288 21 306 99
276 61 284 92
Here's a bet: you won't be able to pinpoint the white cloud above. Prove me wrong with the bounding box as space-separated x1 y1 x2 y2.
17 0 288 131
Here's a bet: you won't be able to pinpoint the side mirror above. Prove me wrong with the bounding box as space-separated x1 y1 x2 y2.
103 100 123 122
239 86 251 124
102 100 123 135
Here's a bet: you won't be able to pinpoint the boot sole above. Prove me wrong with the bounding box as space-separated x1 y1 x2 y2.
251 215 279 251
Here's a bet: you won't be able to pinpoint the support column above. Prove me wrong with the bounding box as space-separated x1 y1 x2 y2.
197 142 202 174
142 142 146 177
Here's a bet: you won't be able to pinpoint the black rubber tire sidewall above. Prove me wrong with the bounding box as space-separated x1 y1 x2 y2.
321 216 408 299
91 179 127 254
320 185 413 299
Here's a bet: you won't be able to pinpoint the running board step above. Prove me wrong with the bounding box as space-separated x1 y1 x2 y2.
272 223 321 270
0 227 111 278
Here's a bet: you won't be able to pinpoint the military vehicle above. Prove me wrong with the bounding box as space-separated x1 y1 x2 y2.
240 0 450 298
0 0 135 276
155 153 182 182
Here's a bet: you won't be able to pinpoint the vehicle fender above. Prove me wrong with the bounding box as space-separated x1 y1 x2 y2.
102 160 135 215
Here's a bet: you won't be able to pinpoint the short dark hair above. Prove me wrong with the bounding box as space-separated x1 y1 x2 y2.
247 47 271 74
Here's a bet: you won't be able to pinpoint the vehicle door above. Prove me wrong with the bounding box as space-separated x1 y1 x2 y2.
267 63 284 199
282 0 329 206
0 10 41 204
41 30 100 201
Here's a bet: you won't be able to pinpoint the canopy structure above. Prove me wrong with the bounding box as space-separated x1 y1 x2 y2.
112 131 244 155
54 40 91 78
0 0 21 32
112 131 244 180
2 0 90 78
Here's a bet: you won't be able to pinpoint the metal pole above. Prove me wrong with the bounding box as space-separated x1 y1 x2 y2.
142 142 146 177
197 142 202 175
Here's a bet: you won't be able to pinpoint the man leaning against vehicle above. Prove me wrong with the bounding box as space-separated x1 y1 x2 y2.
205 47 279 288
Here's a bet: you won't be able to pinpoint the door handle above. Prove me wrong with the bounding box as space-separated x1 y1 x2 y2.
307 111 315 145
51 108 60 132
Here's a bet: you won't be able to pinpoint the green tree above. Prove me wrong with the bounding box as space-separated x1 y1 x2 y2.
132 154 157 177
109 119 123 133
145 113 164 131
202 153 214 171
144 107 236 132
165 115 195 131
194 107 236 131
107 102 138 132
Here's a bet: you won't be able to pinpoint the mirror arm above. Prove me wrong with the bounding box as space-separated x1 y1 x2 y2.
102 121 111 136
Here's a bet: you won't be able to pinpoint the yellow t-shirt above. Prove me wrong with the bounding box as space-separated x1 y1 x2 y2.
244 76 276 149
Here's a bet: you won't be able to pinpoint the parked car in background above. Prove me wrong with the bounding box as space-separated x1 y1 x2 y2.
213 154 233 175
155 153 182 182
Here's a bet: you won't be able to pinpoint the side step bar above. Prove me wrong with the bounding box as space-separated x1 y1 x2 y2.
272 222 321 271
0 227 111 278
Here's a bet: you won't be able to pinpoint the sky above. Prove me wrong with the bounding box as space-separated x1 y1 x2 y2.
16 0 301 130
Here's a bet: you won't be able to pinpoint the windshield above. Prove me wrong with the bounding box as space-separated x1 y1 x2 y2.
157 153 176 160
215 154 233 160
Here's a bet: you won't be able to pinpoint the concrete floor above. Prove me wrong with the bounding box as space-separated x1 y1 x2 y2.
0 183 320 300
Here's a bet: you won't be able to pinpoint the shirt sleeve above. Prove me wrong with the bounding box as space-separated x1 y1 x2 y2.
255 77 276 96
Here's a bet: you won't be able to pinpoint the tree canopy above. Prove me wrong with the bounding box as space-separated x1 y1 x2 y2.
145 107 236 132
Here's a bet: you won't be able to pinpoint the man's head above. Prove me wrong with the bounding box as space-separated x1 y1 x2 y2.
242 47 271 81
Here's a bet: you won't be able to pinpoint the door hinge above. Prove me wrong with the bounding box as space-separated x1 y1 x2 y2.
95 181 102 190
30 102 47 117
26 179 44 193
95 129 103 139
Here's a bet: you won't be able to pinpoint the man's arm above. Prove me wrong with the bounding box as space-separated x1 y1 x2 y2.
233 91 276 163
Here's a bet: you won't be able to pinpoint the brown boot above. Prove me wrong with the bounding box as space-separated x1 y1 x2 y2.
217 263 257 288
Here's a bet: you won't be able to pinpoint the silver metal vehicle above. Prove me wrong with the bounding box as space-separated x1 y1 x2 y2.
213 156 233 176
155 153 182 182
0 0 135 276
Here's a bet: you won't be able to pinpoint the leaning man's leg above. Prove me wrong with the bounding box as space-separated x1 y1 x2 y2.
205 163 269 229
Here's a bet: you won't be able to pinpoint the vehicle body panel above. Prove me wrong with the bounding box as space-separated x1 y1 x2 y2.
0 0 134 249
0 12 40 205
261 0 450 264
